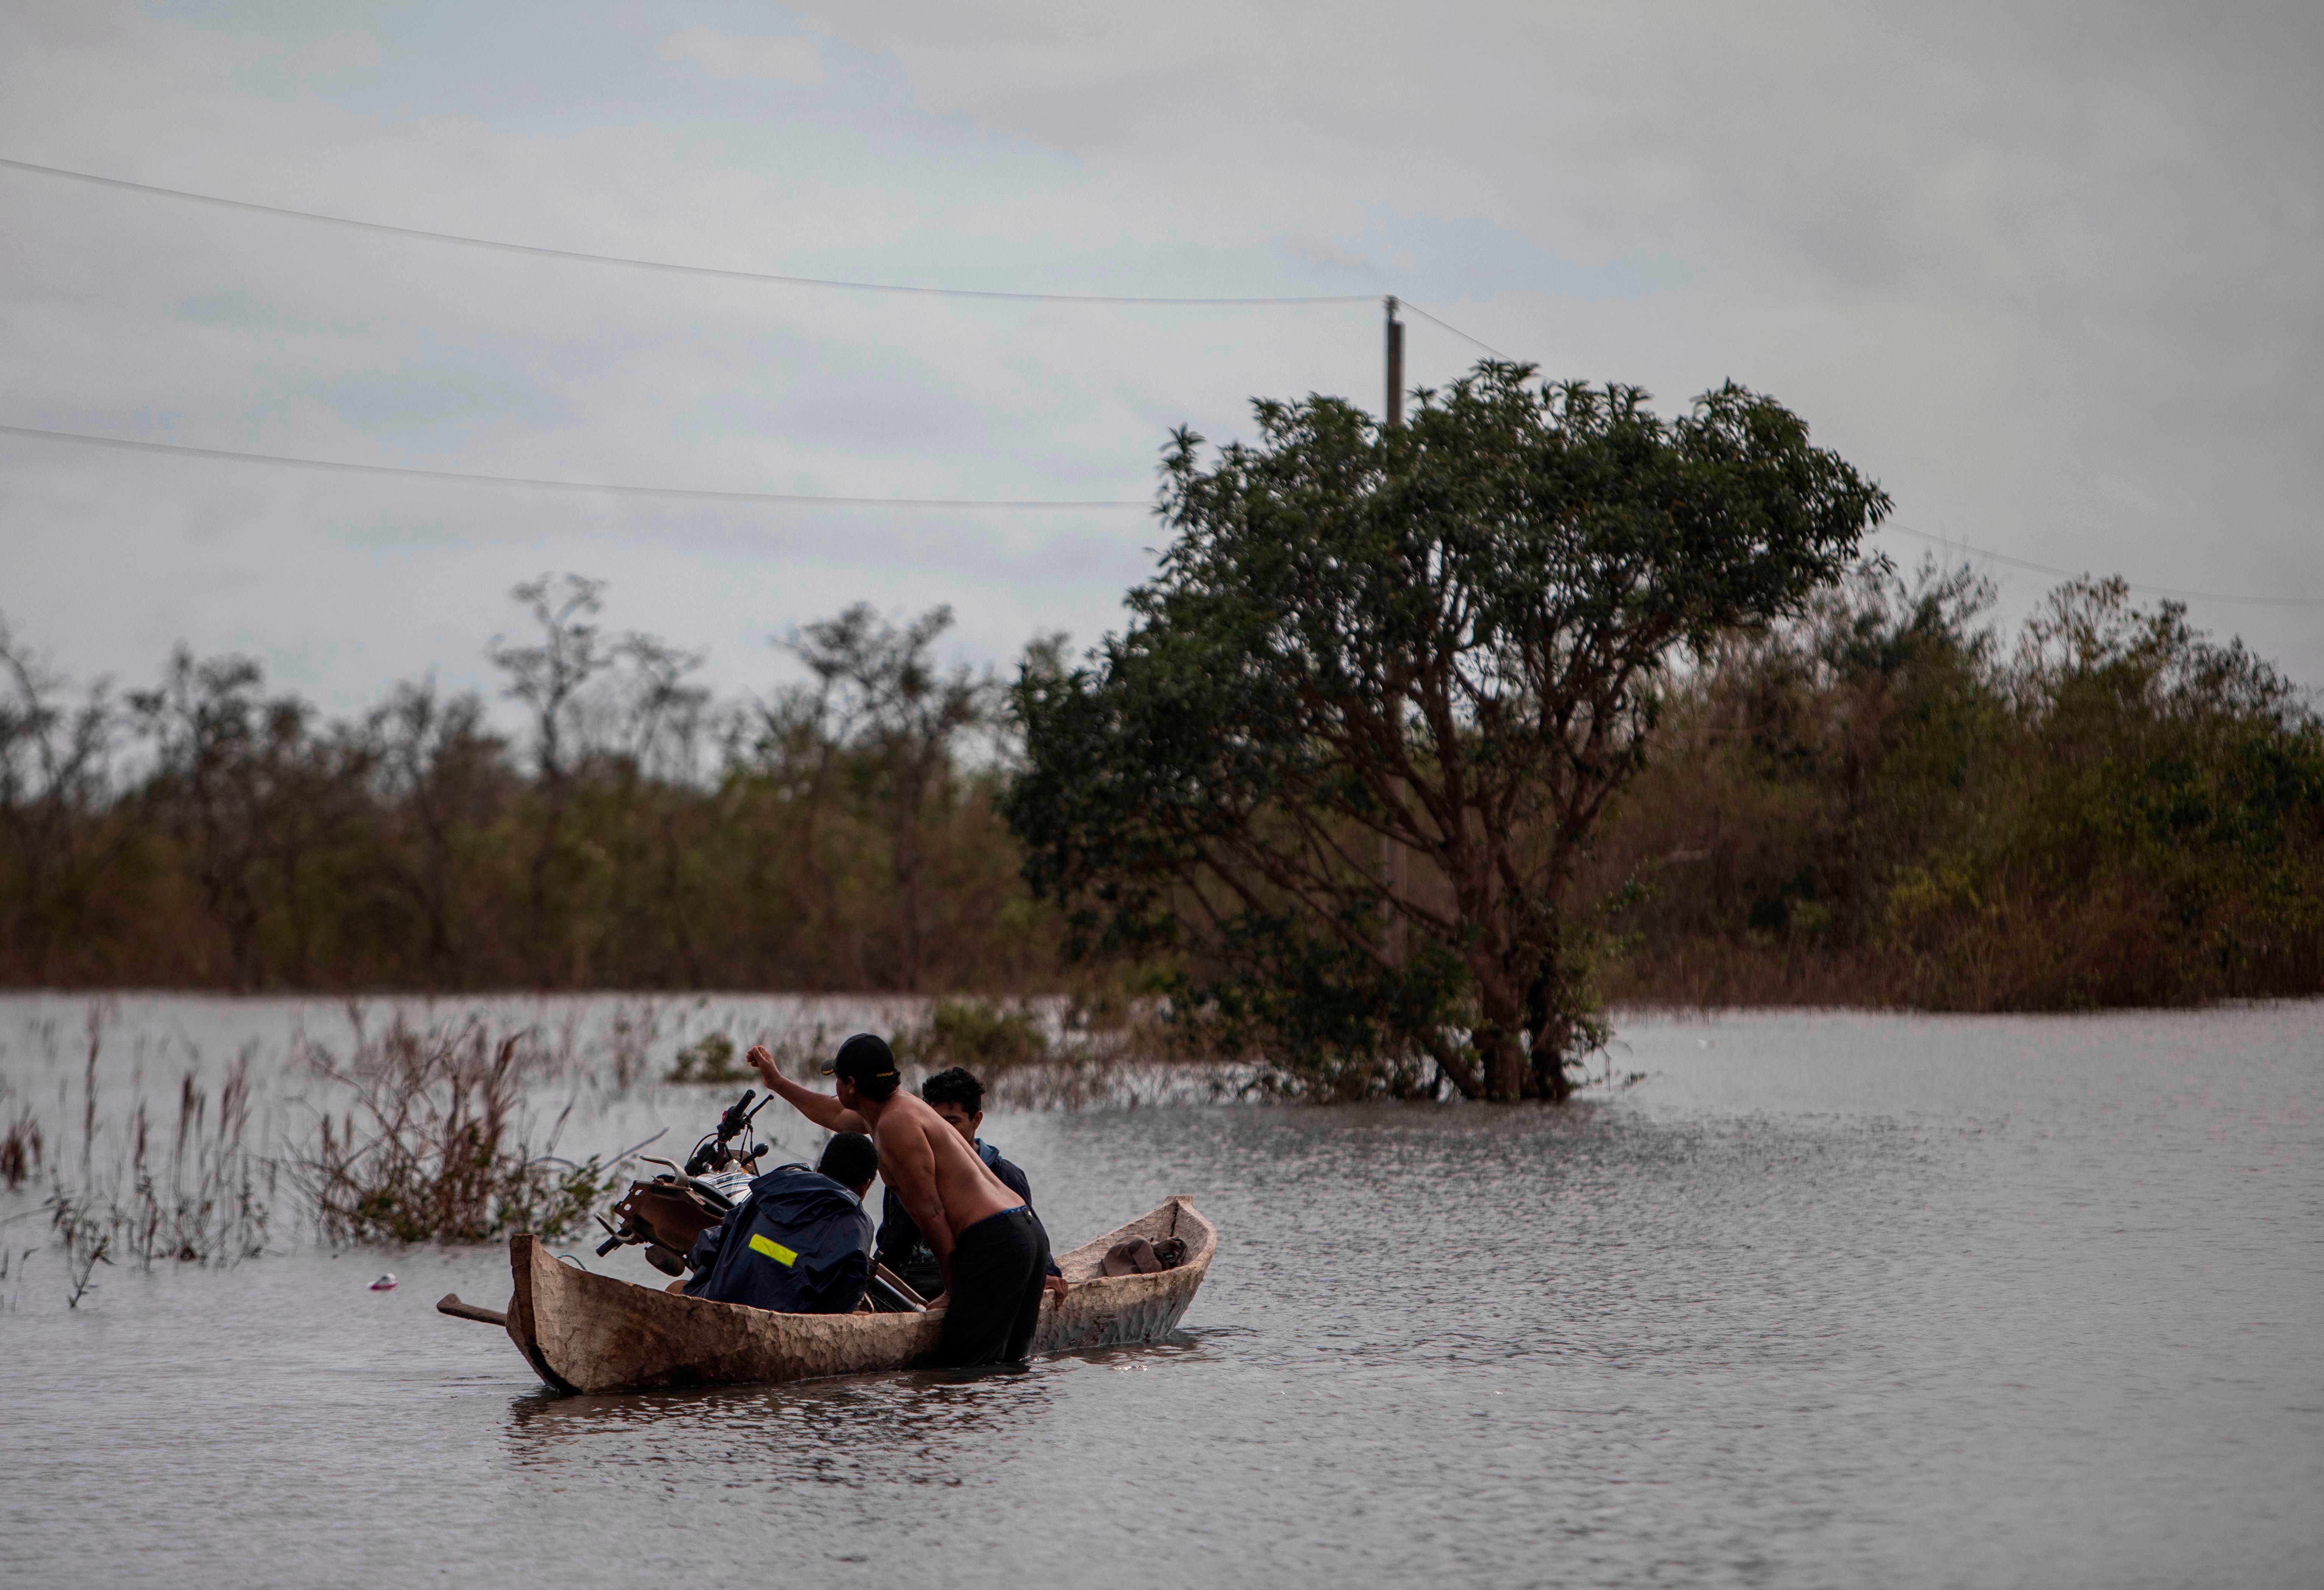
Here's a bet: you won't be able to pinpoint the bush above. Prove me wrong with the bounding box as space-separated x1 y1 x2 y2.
291 1018 611 1244
895 1000 1051 1074
665 1032 753 1084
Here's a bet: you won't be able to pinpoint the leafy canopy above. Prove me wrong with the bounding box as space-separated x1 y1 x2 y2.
1006 362 1889 1099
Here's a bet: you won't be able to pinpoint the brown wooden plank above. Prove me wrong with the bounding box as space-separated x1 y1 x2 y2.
435 1293 508 1327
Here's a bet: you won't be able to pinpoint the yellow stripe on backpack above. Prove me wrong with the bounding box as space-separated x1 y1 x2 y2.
748 1233 797 1267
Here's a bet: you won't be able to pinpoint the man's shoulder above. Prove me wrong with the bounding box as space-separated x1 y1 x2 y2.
874 1095 949 1148
873 1093 932 1132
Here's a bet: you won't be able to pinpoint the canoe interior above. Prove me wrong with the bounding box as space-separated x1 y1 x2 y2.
504 1195 1215 1394
1052 1196 1210 1284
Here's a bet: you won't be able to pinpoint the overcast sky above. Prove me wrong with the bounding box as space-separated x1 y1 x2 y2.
4 0 2319 721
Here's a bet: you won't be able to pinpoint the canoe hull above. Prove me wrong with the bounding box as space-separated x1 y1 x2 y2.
504 1195 1215 1394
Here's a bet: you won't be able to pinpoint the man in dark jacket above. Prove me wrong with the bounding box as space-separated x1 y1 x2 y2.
876 1067 1066 1305
683 1132 878 1314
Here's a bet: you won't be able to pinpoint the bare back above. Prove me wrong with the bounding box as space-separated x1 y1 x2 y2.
875 1091 1020 1234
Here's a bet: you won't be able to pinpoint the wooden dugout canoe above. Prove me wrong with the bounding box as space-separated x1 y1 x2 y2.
497 1196 1215 1394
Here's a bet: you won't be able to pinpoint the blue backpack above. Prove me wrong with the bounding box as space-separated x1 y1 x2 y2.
683 1164 873 1314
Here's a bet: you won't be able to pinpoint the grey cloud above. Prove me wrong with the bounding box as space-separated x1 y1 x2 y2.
1 0 2319 724
655 26 824 85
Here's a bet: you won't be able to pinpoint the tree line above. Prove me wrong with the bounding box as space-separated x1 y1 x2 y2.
3 562 2316 1023
1585 560 2324 1012
0 576 1051 993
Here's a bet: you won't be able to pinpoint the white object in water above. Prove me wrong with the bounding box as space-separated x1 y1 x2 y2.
370 1273 398 1291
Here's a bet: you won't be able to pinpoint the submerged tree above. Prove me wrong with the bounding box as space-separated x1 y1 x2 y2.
1007 363 1889 1100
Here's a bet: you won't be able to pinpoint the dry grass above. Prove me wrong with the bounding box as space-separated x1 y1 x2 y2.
2 1104 40 1190
289 1015 612 1245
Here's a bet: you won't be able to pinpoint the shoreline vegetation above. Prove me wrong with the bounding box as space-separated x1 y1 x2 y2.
2 561 2318 1012
1589 561 2324 1011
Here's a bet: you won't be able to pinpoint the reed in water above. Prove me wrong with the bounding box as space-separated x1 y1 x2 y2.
289 1015 612 1246
0 1016 275 1308
0 1005 627 1305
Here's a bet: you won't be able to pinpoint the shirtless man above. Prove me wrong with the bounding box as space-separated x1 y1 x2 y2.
749 1032 1054 1368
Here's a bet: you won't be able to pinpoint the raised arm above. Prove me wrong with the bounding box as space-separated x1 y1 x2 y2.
747 1045 869 1133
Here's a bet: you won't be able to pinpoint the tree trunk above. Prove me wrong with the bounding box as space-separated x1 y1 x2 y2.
1471 937 1532 1100
1529 1025 1575 1102
1524 968 1577 1102
1476 1025 1526 1101
1419 1031 1484 1098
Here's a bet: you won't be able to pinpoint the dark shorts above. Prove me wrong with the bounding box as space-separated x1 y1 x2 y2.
933 1206 1051 1369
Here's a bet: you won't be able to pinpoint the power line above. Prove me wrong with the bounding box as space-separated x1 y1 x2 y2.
0 155 1376 306
1880 523 2324 608
0 422 1150 508
1399 301 1513 361
26 425 2304 610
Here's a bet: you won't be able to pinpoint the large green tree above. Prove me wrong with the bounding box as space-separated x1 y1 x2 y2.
1005 363 1889 1100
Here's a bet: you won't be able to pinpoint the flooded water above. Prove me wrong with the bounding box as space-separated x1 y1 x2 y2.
2 997 2319 1587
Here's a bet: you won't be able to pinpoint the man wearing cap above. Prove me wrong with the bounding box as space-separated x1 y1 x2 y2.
749 1033 1055 1368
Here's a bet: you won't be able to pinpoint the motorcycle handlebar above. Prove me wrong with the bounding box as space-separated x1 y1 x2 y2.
715 1088 757 1143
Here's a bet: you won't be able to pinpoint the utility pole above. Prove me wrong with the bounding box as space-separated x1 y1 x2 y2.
1384 295 1405 427
1381 295 1407 965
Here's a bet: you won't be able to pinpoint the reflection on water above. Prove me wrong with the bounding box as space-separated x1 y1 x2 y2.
505 1370 1060 1484
501 1335 1213 1498
2 999 2320 1588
